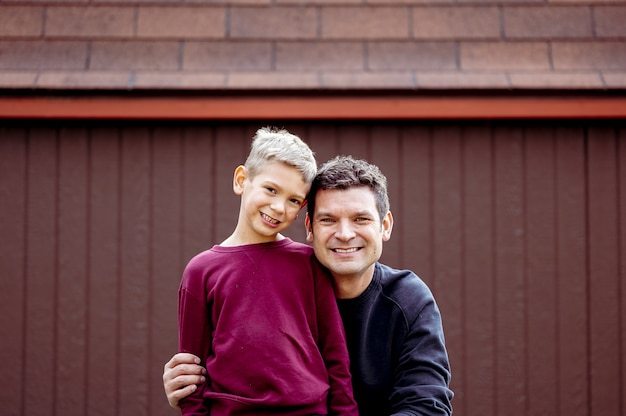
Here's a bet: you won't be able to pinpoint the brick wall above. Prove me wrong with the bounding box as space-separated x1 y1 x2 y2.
0 0 625 91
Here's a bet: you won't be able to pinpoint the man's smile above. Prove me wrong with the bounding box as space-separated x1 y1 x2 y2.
332 247 360 253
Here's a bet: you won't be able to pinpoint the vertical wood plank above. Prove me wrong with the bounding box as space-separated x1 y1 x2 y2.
182 126 214 262
619 127 626 416
0 127 27 416
462 124 495 416
87 128 120 416
494 126 526 415
525 127 558 415
119 127 151 416
150 127 183 416
556 127 588 416
24 128 58 415
431 125 463 409
587 126 621 416
337 124 370 160
399 125 432 281
56 127 88 415
370 124 401 268
307 123 340 165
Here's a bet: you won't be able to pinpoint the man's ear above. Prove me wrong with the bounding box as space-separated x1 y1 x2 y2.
382 211 394 242
233 165 247 195
304 213 314 243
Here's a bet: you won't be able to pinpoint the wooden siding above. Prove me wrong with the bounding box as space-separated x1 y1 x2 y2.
1 120 625 416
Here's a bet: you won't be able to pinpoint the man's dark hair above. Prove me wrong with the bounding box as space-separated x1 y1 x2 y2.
307 155 390 221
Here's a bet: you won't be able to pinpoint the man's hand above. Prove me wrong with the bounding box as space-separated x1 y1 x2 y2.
163 353 206 408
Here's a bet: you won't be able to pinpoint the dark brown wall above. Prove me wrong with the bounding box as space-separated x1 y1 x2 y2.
1 120 625 416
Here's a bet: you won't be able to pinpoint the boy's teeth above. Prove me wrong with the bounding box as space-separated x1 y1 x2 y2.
262 213 278 224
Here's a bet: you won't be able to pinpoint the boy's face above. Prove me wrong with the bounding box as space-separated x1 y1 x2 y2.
235 160 309 244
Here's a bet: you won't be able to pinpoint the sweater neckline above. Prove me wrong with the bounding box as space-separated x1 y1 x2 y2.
211 237 293 252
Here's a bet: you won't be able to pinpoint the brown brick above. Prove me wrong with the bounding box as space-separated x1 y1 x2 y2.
0 71 37 88
276 42 363 70
279 0 360 3
602 72 626 88
367 0 454 3
46 6 134 38
416 72 510 88
368 41 457 70
461 41 550 70
230 7 317 39
183 41 271 70
133 71 226 89
594 6 626 37
322 7 409 39
0 41 87 70
504 6 592 39
321 71 415 88
227 71 320 88
412 7 500 39
553 41 626 70
508 71 603 88
90 41 179 70
37 71 132 89
0 6 43 37
138 7 225 39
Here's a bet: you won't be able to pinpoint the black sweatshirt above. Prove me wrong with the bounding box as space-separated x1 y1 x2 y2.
336 263 454 416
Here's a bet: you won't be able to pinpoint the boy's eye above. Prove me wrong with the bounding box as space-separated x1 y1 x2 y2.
265 187 276 194
290 198 302 205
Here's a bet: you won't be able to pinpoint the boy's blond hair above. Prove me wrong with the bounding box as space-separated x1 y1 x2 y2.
245 127 317 184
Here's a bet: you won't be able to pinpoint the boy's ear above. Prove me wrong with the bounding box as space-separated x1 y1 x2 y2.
233 165 247 195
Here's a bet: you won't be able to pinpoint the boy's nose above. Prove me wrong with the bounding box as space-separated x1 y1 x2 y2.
271 200 286 214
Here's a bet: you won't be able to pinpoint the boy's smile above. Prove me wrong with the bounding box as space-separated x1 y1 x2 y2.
260 212 280 226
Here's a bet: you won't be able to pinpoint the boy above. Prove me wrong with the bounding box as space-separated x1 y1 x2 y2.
177 127 357 415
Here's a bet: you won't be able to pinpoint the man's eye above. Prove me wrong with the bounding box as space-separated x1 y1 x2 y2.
319 218 334 224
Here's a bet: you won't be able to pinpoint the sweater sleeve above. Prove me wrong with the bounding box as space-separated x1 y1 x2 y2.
178 266 212 416
312 259 359 416
389 290 453 416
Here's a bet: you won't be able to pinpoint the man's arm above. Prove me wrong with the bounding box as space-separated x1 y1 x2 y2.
390 292 454 416
163 353 206 408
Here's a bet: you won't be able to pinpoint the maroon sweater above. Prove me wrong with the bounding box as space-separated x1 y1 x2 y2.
178 238 357 416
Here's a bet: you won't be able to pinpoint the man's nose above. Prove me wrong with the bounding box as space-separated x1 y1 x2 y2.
335 220 356 240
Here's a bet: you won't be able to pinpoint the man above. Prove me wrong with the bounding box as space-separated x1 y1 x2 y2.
164 156 453 415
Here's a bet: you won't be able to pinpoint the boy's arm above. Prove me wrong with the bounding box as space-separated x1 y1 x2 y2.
312 259 359 416
178 277 212 415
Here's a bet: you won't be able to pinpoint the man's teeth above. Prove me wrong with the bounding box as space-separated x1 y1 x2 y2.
261 213 279 224
334 248 358 253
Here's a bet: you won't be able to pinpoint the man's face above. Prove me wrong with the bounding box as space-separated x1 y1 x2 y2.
306 187 393 282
